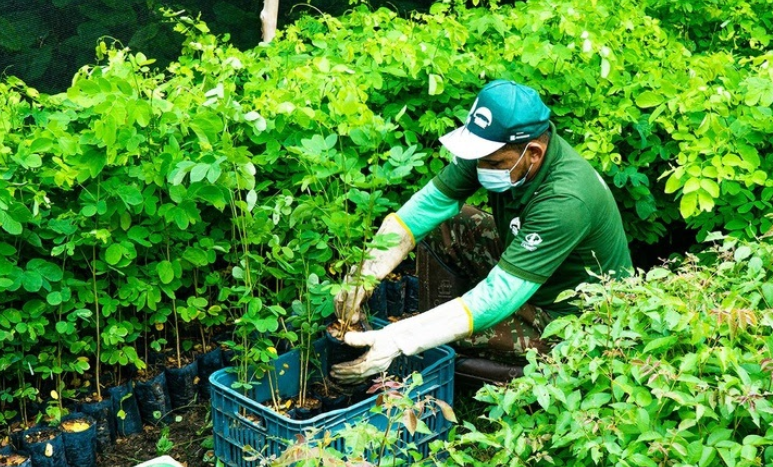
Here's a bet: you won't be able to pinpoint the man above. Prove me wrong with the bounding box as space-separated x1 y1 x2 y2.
330 80 632 384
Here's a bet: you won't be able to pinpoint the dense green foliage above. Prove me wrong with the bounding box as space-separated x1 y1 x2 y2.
443 234 773 467
0 0 772 459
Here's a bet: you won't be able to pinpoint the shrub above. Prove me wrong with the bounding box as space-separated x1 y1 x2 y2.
442 233 773 467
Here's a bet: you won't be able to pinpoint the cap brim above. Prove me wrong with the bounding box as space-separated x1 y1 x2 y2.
439 126 506 160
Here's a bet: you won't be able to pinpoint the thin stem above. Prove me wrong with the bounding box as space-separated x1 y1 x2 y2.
91 244 102 401
376 406 395 467
166 240 182 368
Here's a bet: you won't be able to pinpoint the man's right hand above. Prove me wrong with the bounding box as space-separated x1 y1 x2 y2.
334 272 371 325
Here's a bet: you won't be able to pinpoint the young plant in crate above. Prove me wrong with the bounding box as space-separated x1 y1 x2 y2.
285 272 335 419
228 295 285 409
225 186 288 412
326 188 398 337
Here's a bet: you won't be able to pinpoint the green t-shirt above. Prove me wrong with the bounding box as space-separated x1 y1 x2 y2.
432 129 633 316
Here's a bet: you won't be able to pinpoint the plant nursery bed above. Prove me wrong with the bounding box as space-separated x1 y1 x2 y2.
210 320 455 466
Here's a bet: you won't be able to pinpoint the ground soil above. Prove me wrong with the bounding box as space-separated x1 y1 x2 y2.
98 403 214 467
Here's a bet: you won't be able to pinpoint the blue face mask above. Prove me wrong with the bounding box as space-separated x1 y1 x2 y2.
476 145 533 193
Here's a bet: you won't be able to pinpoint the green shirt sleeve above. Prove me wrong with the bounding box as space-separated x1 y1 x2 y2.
432 157 480 200
396 182 462 242
461 265 540 332
499 194 592 283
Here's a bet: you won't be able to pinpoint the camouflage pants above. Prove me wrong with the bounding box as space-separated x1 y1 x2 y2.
418 205 554 362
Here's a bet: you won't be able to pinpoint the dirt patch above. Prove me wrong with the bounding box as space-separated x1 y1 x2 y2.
98 403 214 467
61 419 91 433
0 453 30 466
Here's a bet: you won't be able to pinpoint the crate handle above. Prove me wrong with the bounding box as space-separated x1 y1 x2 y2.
415 383 441 397
234 410 265 430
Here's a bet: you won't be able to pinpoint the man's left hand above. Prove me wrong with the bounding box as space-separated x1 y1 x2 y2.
330 298 473 384
329 329 401 384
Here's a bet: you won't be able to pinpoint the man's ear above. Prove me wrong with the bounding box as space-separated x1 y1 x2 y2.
527 141 547 161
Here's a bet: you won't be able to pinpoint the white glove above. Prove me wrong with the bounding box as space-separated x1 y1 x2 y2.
330 298 472 384
335 213 414 325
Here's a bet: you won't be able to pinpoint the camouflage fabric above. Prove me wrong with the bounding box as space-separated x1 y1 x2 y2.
420 204 554 362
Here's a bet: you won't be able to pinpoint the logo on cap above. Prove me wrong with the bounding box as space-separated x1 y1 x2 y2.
468 98 494 130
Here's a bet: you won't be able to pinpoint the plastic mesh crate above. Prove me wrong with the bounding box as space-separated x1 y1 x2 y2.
210 320 455 466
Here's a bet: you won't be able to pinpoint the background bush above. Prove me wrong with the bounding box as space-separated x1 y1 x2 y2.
442 234 773 467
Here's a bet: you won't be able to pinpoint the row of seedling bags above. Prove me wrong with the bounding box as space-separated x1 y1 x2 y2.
0 345 228 467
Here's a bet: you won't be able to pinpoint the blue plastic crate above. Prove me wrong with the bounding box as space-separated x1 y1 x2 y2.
210 320 455 466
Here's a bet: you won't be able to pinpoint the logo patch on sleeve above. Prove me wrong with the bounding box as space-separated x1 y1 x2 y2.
521 233 543 251
509 217 521 236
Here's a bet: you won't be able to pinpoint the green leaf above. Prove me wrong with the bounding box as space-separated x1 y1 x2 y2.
643 335 678 354
116 185 144 206
533 384 550 409
734 246 752 261
81 205 97 217
738 144 761 168
722 154 743 167
183 247 209 267
646 267 670 281
21 271 43 292
428 74 444 96
173 209 190 230
580 392 612 410
105 243 124 265
742 435 769 446
554 289 576 302
134 100 153 127
697 191 714 212
717 447 737 467
190 113 224 145
707 429 733 446
315 56 330 73
0 242 16 256
725 219 749 231
157 260 175 284
0 16 21 51
0 211 22 235
22 153 42 168
190 163 210 183
635 199 657 220
680 192 698 218
631 453 659 467
633 388 652 407
761 283 773 307
196 186 226 210
127 226 151 247
683 178 700 194
28 259 63 282
47 291 63 306
29 138 53 154
700 179 720 198
542 318 571 338
635 91 664 108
